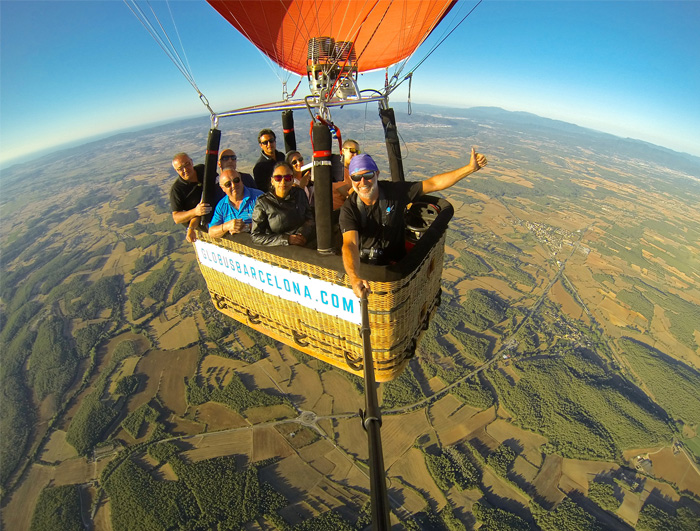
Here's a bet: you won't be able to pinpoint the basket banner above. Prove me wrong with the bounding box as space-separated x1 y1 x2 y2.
195 240 361 324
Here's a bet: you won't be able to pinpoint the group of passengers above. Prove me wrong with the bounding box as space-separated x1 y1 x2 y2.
171 128 360 248
170 127 488 297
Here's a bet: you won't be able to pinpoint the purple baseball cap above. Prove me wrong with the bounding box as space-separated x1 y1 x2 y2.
348 153 379 176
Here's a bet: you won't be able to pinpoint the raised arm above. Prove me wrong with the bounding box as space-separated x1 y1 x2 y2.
421 147 488 195
341 230 370 298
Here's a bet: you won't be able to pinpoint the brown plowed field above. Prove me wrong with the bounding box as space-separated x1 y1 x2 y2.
486 418 547 467
130 346 199 416
184 429 253 462
388 447 446 511
380 410 431 469
195 402 248 431
252 425 295 462
532 453 565 506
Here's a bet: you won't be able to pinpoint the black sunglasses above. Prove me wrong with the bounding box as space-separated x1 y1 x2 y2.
350 171 376 182
221 176 241 188
291 158 304 165
260 139 276 146
220 155 237 161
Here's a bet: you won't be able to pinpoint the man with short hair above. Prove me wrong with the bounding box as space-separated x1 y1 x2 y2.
209 168 263 238
170 152 223 242
218 148 258 190
333 139 361 210
340 148 488 297
253 129 285 193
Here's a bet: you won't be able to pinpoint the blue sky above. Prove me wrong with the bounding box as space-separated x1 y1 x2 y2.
1 1 699 169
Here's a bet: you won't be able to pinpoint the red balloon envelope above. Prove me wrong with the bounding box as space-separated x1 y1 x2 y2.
207 0 457 75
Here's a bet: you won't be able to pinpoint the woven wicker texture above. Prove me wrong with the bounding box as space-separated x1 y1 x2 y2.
194 231 445 382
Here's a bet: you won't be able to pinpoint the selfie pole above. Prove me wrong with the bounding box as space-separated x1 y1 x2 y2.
360 293 391 530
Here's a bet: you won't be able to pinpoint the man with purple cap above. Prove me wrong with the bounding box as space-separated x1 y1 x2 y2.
340 148 488 297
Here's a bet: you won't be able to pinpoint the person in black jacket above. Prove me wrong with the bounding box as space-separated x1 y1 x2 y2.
252 129 285 193
251 162 315 247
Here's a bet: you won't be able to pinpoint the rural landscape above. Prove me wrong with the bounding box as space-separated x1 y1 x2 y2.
1 105 699 530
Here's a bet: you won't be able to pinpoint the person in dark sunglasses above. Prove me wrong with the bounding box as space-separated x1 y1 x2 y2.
218 148 258 190
251 162 315 247
286 150 314 206
332 139 361 210
340 149 488 297
253 128 285 193
209 168 264 239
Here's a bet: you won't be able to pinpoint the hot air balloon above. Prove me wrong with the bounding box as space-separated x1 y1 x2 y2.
126 2 480 526
182 0 461 384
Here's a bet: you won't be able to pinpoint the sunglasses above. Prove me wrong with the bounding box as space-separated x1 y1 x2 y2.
220 155 237 161
260 139 276 146
272 173 294 182
220 177 241 188
345 148 360 154
350 171 376 182
291 158 304 165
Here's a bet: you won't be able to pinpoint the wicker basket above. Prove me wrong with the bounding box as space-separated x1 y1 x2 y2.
193 196 451 382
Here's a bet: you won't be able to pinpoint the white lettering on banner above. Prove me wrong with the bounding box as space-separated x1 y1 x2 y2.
195 241 361 324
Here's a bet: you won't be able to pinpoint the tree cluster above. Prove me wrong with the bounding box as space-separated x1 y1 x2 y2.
619 337 700 426
472 501 530 531
102 453 287 531
636 502 700 531
129 260 176 320
531 497 600 531
423 445 480 491
121 403 158 439
486 345 673 460
587 480 621 512
65 390 119 455
486 443 517 477
381 365 425 409
185 370 286 413
450 377 494 409
30 484 83 531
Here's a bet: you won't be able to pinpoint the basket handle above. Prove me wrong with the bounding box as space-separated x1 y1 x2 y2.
344 351 363 371
246 310 261 325
293 330 309 347
213 294 229 310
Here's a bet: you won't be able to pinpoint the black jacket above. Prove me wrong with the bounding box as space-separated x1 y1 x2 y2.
251 187 315 246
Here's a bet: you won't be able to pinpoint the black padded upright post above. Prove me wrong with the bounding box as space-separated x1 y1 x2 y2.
312 123 334 253
282 110 297 153
379 107 404 182
201 127 221 228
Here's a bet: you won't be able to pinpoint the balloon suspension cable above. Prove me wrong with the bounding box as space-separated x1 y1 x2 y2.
403 0 483 81
208 1 291 86
125 0 216 115
289 77 303 99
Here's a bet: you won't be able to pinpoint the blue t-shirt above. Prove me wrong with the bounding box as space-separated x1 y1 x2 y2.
210 187 264 226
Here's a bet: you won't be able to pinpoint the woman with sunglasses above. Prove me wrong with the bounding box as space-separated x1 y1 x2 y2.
286 150 313 207
251 162 315 246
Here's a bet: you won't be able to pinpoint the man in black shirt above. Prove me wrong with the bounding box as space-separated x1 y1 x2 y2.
340 149 488 297
252 129 285 193
170 152 223 242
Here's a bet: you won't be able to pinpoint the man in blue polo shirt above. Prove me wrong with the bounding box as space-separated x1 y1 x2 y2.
209 168 264 238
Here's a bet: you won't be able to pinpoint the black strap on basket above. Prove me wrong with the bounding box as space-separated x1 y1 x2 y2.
359 293 391 530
